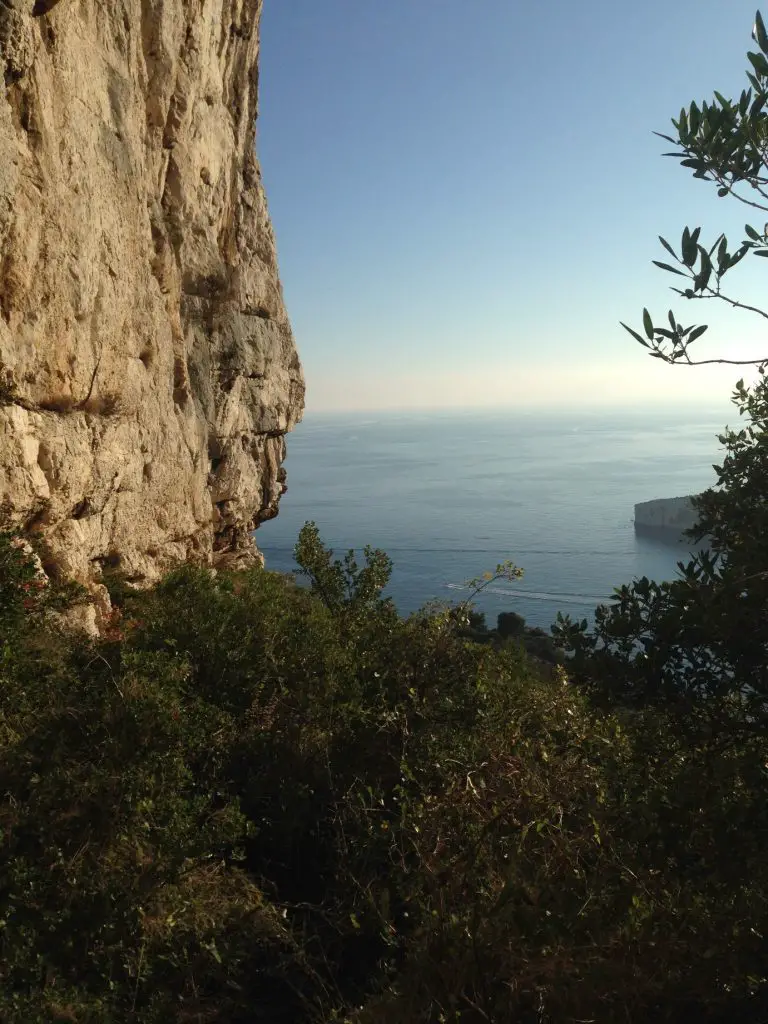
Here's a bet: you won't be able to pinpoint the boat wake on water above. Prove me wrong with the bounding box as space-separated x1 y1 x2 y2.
445 583 610 606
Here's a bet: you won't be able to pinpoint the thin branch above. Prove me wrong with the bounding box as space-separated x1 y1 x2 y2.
747 177 768 203
85 652 124 699
672 356 767 366
460 993 492 1021
739 191 768 211
721 185 768 212
77 348 104 410
663 242 768 324
684 289 768 322
131 941 145 1014
704 171 768 212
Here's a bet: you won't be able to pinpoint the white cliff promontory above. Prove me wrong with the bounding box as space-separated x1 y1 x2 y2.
634 496 699 534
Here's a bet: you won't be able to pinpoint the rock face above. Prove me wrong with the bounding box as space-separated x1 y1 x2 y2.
634 496 698 535
0 0 303 593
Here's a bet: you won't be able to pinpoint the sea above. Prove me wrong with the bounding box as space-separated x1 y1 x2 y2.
257 406 730 631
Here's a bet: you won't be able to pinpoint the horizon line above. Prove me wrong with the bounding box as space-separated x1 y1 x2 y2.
299 398 736 417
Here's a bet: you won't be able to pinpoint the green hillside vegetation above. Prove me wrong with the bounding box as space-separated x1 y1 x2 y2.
459 608 563 666
4 8 768 1023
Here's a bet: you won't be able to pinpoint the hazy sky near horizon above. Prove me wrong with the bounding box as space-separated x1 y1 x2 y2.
258 1 767 413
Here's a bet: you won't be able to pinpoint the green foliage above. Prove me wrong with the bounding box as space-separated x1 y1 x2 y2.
543 24 768 1016
0 541 313 1023
459 606 563 665
0 527 766 1021
554 376 768 732
294 520 395 617
0 367 18 406
496 610 527 637
622 10 768 368
0 531 87 638
0 532 43 631
100 565 139 609
570 6 768 729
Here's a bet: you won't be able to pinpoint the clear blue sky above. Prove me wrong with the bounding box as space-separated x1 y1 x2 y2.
258 0 766 412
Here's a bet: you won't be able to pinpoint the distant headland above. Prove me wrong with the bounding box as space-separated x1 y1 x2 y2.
634 496 699 538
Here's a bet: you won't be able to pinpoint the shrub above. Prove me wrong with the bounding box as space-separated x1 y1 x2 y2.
0 529 766 1021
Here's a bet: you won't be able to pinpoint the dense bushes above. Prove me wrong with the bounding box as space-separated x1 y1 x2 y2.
554 377 768 734
1 516 767 1022
461 608 563 665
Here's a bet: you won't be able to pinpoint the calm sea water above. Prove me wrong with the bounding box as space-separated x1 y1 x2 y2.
257 406 729 630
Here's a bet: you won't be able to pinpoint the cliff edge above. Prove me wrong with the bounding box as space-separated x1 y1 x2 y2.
0 0 303 599
634 495 698 534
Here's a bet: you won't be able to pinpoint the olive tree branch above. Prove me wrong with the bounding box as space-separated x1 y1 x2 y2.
677 288 768 322
670 355 768 366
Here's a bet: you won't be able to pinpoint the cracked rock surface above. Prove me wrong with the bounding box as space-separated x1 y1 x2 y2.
0 0 304 587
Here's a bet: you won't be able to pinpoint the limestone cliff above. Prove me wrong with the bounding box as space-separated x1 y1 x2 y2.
634 496 698 534
0 0 303 601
